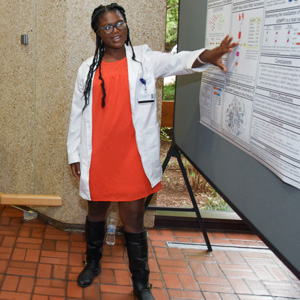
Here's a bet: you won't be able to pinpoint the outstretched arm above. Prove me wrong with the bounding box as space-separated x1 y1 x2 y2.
192 35 239 72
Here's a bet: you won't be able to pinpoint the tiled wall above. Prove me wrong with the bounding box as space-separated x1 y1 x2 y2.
0 0 166 225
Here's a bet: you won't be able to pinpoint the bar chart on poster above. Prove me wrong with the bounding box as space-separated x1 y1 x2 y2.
200 0 300 190
174 0 300 280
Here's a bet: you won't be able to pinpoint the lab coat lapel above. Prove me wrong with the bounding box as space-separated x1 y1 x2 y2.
125 45 143 116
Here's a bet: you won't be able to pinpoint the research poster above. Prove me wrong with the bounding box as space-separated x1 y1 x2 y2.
200 0 300 189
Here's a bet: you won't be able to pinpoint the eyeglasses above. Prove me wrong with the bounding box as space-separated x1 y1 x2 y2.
98 21 127 35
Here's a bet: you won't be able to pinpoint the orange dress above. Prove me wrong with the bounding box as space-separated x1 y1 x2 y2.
89 57 161 202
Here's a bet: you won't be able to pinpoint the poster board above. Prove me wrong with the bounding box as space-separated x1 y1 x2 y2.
173 0 300 279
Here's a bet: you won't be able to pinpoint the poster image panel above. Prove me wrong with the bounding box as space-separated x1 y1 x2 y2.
262 7 300 56
203 1 232 82
226 3 264 86
222 93 252 149
200 82 224 132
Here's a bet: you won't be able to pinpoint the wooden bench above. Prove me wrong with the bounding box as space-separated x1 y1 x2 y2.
0 193 62 206
0 193 62 220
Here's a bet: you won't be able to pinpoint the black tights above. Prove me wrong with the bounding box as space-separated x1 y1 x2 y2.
87 198 145 233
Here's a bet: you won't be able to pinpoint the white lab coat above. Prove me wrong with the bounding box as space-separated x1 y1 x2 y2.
67 44 209 200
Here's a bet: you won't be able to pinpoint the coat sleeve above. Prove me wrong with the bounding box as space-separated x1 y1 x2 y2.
67 65 85 165
146 47 210 80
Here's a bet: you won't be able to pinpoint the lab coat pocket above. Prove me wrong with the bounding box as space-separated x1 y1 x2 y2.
144 123 160 151
137 93 155 104
144 123 161 176
144 124 161 178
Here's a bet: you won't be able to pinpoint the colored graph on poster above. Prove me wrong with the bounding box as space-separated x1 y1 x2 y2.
199 0 300 190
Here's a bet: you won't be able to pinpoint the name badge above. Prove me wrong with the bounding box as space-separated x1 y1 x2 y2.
138 94 155 104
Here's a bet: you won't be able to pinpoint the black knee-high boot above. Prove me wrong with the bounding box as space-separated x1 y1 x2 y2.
124 230 155 300
77 218 106 287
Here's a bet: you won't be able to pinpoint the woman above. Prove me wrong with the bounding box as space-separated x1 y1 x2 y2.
67 3 237 300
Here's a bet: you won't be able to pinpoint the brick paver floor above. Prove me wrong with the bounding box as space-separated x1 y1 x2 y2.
0 205 299 299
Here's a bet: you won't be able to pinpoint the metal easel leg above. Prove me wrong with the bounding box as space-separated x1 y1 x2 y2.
145 144 212 252
174 147 212 251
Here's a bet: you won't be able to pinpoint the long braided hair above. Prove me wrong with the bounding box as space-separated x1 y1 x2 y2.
82 3 137 110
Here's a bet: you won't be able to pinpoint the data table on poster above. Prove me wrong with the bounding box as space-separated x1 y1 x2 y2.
200 0 300 190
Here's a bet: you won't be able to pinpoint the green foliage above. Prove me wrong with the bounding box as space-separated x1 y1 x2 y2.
163 83 175 100
182 157 231 211
184 158 208 192
166 0 179 51
160 127 173 142
202 190 231 211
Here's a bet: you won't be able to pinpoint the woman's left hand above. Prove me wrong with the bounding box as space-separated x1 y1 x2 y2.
198 35 239 72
